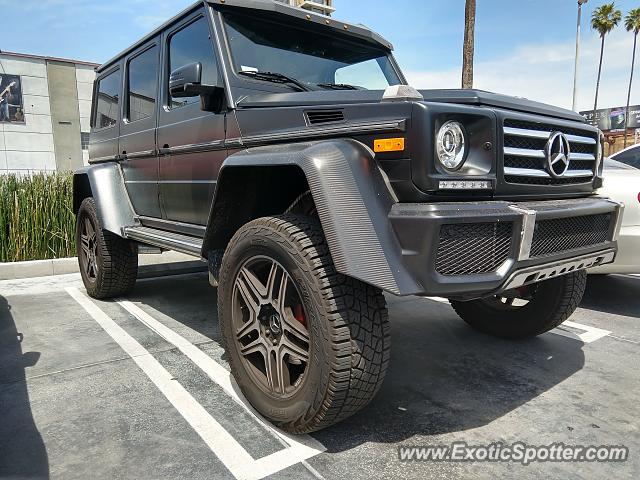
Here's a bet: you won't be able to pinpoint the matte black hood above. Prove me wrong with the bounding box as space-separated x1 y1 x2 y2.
237 88 586 123
419 89 585 122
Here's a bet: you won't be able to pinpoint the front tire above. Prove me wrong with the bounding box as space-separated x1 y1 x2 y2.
218 215 390 434
450 271 587 339
76 197 138 299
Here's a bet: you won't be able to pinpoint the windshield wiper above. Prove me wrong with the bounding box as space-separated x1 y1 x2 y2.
317 83 361 91
238 71 311 92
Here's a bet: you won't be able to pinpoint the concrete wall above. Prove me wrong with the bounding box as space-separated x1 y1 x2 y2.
0 53 96 175
76 65 95 165
47 60 83 172
0 55 56 174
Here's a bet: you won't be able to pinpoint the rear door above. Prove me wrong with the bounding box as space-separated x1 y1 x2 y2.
119 39 162 218
157 10 226 227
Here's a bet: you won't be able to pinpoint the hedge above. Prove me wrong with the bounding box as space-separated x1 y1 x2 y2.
0 173 76 263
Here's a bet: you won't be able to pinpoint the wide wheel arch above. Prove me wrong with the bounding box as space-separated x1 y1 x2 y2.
202 139 422 296
72 163 135 237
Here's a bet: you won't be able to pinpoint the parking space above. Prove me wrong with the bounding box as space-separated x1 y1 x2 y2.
1 272 638 479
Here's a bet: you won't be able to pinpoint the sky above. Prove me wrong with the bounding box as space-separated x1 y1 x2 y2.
0 0 638 112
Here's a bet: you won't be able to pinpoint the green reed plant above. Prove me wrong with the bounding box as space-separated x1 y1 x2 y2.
0 172 76 263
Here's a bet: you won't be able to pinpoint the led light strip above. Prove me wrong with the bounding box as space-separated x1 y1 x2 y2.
439 180 492 190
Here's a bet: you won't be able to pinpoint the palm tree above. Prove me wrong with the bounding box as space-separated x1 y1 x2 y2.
624 8 640 148
591 3 622 116
462 0 476 89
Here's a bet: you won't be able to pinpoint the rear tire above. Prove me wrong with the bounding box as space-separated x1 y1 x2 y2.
450 271 587 339
218 214 390 434
76 197 138 299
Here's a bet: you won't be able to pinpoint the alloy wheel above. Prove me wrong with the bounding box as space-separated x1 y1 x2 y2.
232 256 310 398
80 216 99 281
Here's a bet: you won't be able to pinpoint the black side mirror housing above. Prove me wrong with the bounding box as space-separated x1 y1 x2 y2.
169 62 226 113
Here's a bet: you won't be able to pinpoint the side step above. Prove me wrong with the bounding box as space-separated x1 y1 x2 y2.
123 226 203 258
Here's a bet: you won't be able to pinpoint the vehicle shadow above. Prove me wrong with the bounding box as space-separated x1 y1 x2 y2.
128 274 585 452
0 295 49 479
581 274 640 318
132 273 221 342
313 297 586 451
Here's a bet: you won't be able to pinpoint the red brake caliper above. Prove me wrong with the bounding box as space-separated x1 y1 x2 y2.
293 304 306 326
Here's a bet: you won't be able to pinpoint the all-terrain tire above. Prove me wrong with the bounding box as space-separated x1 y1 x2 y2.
76 197 138 299
450 271 587 339
218 215 390 434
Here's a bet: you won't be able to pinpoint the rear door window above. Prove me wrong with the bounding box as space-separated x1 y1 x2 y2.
127 46 159 122
93 69 121 129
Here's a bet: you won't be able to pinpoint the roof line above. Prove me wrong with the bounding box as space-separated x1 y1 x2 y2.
0 50 99 68
97 0 392 73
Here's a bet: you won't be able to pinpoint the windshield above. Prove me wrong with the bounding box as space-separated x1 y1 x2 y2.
222 12 402 91
604 159 629 170
611 145 640 169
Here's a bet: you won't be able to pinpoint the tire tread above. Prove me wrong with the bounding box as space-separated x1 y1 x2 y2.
219 214 390 433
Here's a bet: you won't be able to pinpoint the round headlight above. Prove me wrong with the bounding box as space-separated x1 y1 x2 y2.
437 121 466 170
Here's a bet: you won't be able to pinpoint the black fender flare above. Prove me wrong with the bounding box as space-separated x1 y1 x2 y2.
73 163 135 237
202 139 422 295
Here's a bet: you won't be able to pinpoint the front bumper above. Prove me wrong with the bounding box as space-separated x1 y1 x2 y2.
389 197 624 299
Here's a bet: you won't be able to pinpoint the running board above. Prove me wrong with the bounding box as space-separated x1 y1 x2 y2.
123 226 203 258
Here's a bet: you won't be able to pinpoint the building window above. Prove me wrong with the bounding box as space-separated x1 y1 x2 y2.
93 69 121 129
81 132 90 151
127 46 159 122
168 17 220 109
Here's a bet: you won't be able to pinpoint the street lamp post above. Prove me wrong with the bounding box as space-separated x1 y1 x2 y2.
572 0 589 112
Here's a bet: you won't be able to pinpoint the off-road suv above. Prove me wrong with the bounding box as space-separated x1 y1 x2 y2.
74 0 624 433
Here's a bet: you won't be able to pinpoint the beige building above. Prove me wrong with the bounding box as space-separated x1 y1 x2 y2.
0 51 98 175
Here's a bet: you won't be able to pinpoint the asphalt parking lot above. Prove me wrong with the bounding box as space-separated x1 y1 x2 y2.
1 270 638 479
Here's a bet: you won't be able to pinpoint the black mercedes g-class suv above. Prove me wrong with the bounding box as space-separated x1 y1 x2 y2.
74 0 624 433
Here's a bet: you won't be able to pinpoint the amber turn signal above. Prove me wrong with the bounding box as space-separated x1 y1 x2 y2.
374 138 405 153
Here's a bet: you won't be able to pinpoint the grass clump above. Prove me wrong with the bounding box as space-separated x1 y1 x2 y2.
0 173 76 263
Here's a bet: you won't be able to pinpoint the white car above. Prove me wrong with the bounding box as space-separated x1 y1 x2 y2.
590 157 640 274
609 143 640 169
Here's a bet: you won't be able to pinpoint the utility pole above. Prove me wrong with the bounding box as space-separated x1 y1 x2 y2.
462 0 476 89
572 0 588 111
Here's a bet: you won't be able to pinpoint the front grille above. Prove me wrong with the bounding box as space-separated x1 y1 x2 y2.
436 222 513 276
530 213 613 258
503 119 598 186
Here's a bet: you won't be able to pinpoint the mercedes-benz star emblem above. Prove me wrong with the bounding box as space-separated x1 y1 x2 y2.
269 314 282 335
546 132 571 178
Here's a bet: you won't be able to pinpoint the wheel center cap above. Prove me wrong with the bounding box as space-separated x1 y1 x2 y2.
269 314 282 335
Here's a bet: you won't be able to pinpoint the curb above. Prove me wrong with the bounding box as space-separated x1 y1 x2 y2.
0 252 207 281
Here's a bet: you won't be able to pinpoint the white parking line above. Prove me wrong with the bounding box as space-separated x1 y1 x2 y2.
117 299 325 477
425 297 611 344
66 287 256 479
428 297 450 304
67 288 324 480
554 321 612 344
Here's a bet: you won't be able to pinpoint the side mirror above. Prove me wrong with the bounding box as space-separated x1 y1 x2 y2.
169 62 226 113
170 62 203 98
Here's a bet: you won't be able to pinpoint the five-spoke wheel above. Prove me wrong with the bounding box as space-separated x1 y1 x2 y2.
79 216 99 281
75 197 138 299
232 257 310 397
218 215 390 433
